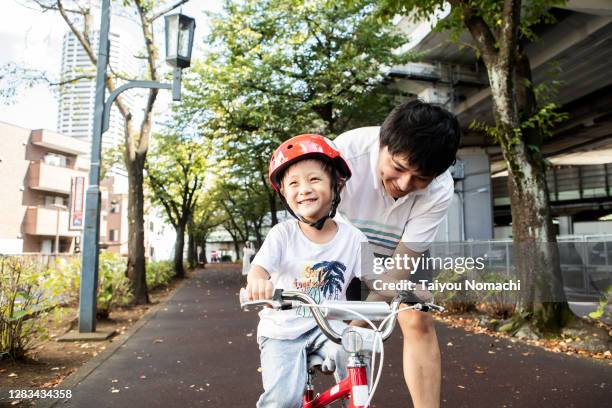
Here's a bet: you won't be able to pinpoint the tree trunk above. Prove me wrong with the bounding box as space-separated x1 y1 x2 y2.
269 190 278 226
488 60 570 333
173 224 185 278
187 219 197 269
126 152 149 304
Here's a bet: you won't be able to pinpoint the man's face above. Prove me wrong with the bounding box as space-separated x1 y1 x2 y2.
377 146 435 198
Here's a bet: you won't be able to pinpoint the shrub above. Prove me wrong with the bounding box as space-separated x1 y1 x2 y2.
589 285 611 321
433 269 477 313
0 256 56 360
96 252 132 318
42 252 132 319
146 260 174 290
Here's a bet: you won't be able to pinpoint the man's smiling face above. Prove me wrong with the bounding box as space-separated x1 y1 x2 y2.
377 146 435 198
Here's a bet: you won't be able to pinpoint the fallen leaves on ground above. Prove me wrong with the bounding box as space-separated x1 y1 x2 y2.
435 314 611 361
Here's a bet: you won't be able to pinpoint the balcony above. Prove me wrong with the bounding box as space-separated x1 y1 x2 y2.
30 129 89 155
28 161 87 194
24 207 80 237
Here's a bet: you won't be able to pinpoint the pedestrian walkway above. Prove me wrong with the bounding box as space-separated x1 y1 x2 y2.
45 267 610 407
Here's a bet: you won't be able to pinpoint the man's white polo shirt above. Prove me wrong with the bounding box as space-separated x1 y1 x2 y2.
333 126 454 256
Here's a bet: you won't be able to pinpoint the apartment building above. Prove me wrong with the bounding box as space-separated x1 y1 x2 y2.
57 26 139 153
0 122 89 254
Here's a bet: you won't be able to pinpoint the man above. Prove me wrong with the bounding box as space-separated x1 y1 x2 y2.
334 99 461 408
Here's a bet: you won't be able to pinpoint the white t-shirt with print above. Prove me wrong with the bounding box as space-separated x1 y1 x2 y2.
333 126 454 255
252 220 367 340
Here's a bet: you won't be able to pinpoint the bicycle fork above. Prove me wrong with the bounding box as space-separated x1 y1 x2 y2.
302 353 369 408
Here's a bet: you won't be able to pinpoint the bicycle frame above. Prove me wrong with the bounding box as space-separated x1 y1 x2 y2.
240 288 443 408
303 363 369 408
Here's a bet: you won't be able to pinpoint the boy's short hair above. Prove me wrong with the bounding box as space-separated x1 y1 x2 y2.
379 99 461 177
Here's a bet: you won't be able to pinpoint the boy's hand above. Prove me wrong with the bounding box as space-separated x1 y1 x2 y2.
246 279 274 301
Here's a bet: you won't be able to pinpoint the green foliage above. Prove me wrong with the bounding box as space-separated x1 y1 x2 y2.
434 269 518 318
146 260 174 290
588 285 611 320
433 269 477 313
378 0 566 46
0 257 55 360
177 0 412 233
96 252 132 317
146 132 210 230
42 252 132 318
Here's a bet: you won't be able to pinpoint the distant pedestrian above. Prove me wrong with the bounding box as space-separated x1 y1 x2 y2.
242 242 255 285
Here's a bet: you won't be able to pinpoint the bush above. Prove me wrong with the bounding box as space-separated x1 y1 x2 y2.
220 254 233 262
589 285 612 321
433 269 478 313
43 252 132 319
96 252 132 318
146 260 174 290
0 256 56 360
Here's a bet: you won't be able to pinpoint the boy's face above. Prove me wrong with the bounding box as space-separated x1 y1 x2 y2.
280 159 333 222
377 146 434 198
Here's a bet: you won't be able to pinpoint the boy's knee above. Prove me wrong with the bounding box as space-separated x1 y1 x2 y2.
398 310 435 337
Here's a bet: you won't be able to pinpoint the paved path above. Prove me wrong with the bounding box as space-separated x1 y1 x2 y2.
51 267 610 407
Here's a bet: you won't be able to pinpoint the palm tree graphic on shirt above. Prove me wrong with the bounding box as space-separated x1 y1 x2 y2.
313 261 346 298
296 260 346 317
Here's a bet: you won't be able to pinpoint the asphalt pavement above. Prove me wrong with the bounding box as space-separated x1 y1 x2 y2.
41 266 611 408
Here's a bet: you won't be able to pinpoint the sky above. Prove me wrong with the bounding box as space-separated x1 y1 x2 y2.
0 0 222 131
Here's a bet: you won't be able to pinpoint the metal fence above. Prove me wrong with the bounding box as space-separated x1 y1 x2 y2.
0 253 79 270
430 235 612 300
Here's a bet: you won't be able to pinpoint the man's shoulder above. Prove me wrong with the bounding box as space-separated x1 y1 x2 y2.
430 169 454 199
333 127 380 160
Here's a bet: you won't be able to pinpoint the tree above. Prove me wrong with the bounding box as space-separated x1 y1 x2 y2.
25 0 188 303
179 0 413 226
146 133 209 278
191 188 226 268
380 0 571 332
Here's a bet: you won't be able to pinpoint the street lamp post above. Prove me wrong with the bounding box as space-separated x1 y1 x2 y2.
78 0 195 333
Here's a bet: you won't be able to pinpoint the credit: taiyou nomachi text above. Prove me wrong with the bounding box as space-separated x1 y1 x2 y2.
372 279 522 292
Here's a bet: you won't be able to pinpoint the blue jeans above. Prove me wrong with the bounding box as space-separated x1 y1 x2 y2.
257 326 348 408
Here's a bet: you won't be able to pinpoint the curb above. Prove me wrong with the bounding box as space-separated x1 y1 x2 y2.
31 274 190 408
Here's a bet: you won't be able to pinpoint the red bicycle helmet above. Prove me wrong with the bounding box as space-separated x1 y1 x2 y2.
268 134 351 192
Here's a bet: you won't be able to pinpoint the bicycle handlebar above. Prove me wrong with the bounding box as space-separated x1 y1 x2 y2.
239 288 444 345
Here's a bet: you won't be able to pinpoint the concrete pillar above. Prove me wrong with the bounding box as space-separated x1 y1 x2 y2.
457 148 494 240
558 215 574 236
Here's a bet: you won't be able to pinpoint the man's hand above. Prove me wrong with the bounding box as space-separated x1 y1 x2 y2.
246 278 274 301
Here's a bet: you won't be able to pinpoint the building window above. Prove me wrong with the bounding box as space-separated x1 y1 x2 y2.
45 195 66 207
43 153 69 167
109 229 119 242
110 200 119 213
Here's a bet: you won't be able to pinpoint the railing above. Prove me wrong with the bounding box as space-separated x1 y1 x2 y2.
0 253 80 270
430 235 612 299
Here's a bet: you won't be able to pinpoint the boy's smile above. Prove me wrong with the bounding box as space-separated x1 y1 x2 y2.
281 159 333 222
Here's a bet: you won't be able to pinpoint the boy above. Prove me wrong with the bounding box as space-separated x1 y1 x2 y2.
246 134 368 408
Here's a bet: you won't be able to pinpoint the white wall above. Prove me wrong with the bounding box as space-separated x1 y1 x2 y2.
0 239 24 254
573 221 612 235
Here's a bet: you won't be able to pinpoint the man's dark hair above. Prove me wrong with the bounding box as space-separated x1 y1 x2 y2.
379 99 461 177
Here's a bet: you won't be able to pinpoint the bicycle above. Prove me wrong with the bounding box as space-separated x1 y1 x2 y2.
240 288 444 408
